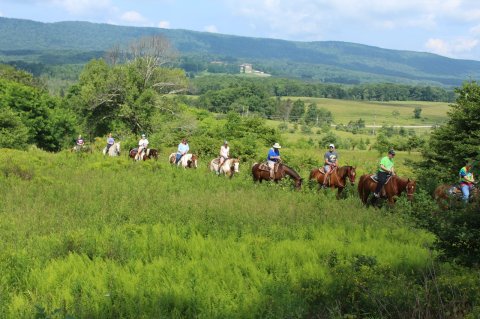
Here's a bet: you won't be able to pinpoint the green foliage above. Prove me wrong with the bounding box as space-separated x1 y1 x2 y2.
418 81 480 187
289 99 305 122
65 57 188 136
0 149 479 318
0 108 29 149
0 69 76 151
413 106 422 119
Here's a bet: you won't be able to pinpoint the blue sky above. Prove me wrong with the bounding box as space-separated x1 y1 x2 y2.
1 0 480 60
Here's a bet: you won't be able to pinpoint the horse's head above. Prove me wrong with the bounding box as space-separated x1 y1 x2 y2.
189 154 198 168
232 159 240 173
406 178 416 201
294 178 303 190
169 153 176 164
348 166 356 185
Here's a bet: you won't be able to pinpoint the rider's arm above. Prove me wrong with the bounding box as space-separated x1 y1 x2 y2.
380 164 392 173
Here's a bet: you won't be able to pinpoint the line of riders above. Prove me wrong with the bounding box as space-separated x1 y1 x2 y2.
74 133 477 205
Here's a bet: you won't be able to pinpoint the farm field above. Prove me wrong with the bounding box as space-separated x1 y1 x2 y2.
284 98 449 126
0 148 471 318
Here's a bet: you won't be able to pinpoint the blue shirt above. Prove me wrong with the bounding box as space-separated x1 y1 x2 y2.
177 143 189 154
107 137 114 145
267 148 280 162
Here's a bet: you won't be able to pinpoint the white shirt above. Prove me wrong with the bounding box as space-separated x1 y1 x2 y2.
220 145 229 158
138 138 149 148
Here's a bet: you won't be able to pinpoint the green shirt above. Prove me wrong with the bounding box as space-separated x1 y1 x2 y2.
378 156 394 173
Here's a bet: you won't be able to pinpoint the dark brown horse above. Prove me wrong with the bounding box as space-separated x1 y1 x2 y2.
434 183 478 208
129 148 158 161
309 166 356 197
251 162 303 190
358 174 416 206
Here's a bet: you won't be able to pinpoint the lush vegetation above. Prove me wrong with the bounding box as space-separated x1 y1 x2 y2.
1 36 480 317
2 17 480 86
0 148 479 318
191 75 455 102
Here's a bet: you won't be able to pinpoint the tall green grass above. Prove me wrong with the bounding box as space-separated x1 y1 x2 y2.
0 149 478 318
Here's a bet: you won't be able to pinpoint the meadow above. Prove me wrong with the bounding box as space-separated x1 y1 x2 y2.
1 148 478 318
284 98 449 126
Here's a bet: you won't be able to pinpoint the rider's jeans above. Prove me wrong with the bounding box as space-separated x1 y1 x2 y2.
461 184 471 202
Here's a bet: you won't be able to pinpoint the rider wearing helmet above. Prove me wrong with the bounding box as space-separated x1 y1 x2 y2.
217 140 230 174
136 134 149 160
374 149 396 198
76 135 85 147
459 161 475 202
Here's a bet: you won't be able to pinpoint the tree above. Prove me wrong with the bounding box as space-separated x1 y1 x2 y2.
0 108 29 149
304 103 319 126
68 36 188 136
290 99 305 122
413 106 422 119
418 81 480 188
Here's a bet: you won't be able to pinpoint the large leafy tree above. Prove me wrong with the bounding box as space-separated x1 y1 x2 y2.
419 81 480 187
67 36 188 136
0 71 76 151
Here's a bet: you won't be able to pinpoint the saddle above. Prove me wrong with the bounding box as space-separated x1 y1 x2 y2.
258 162 279 172
370 174 393 184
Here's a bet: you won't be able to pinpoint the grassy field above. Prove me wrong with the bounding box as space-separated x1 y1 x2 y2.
1 148 478 318
286 97 449 126
264 98 449 149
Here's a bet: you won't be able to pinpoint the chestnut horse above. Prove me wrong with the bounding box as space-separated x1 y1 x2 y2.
309 166 356 197
129 148 158 161
251 162 303 190
358 174 416 206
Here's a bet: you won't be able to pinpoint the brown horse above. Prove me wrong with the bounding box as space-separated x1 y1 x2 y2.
129 148 158 161
309 166 356 197
434 183 478 208
251 162 303 190
358 174 416 206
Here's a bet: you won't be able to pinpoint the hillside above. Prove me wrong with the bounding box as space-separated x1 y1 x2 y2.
1 17 480 86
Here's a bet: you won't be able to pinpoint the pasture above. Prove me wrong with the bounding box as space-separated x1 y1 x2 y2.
285 98 449 126
1 148 477 318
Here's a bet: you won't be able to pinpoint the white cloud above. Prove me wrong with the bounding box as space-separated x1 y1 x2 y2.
204 25 218 33
120 10 148 24
425 37 479 57
226 0 480 40
0 11 4 17
158 20 170 28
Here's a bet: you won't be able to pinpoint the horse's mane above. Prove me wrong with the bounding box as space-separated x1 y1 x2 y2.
281 163 302 180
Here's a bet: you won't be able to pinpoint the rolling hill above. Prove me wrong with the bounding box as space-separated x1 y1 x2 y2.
1 17 480 86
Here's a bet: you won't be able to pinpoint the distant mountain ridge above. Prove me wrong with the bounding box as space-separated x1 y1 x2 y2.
1 17 480 86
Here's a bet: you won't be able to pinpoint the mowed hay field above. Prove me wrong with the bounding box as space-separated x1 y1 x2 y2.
0 148 458 318
285 98 449 126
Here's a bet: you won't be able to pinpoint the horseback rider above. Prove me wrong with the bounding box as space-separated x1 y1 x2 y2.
323 143 339 187
459 161 475 202
374 149 396 198
217 140 230 174
76 135 85 147
136 134 149 160
176 138 189 164
105 133 114 155
267 142 282 178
